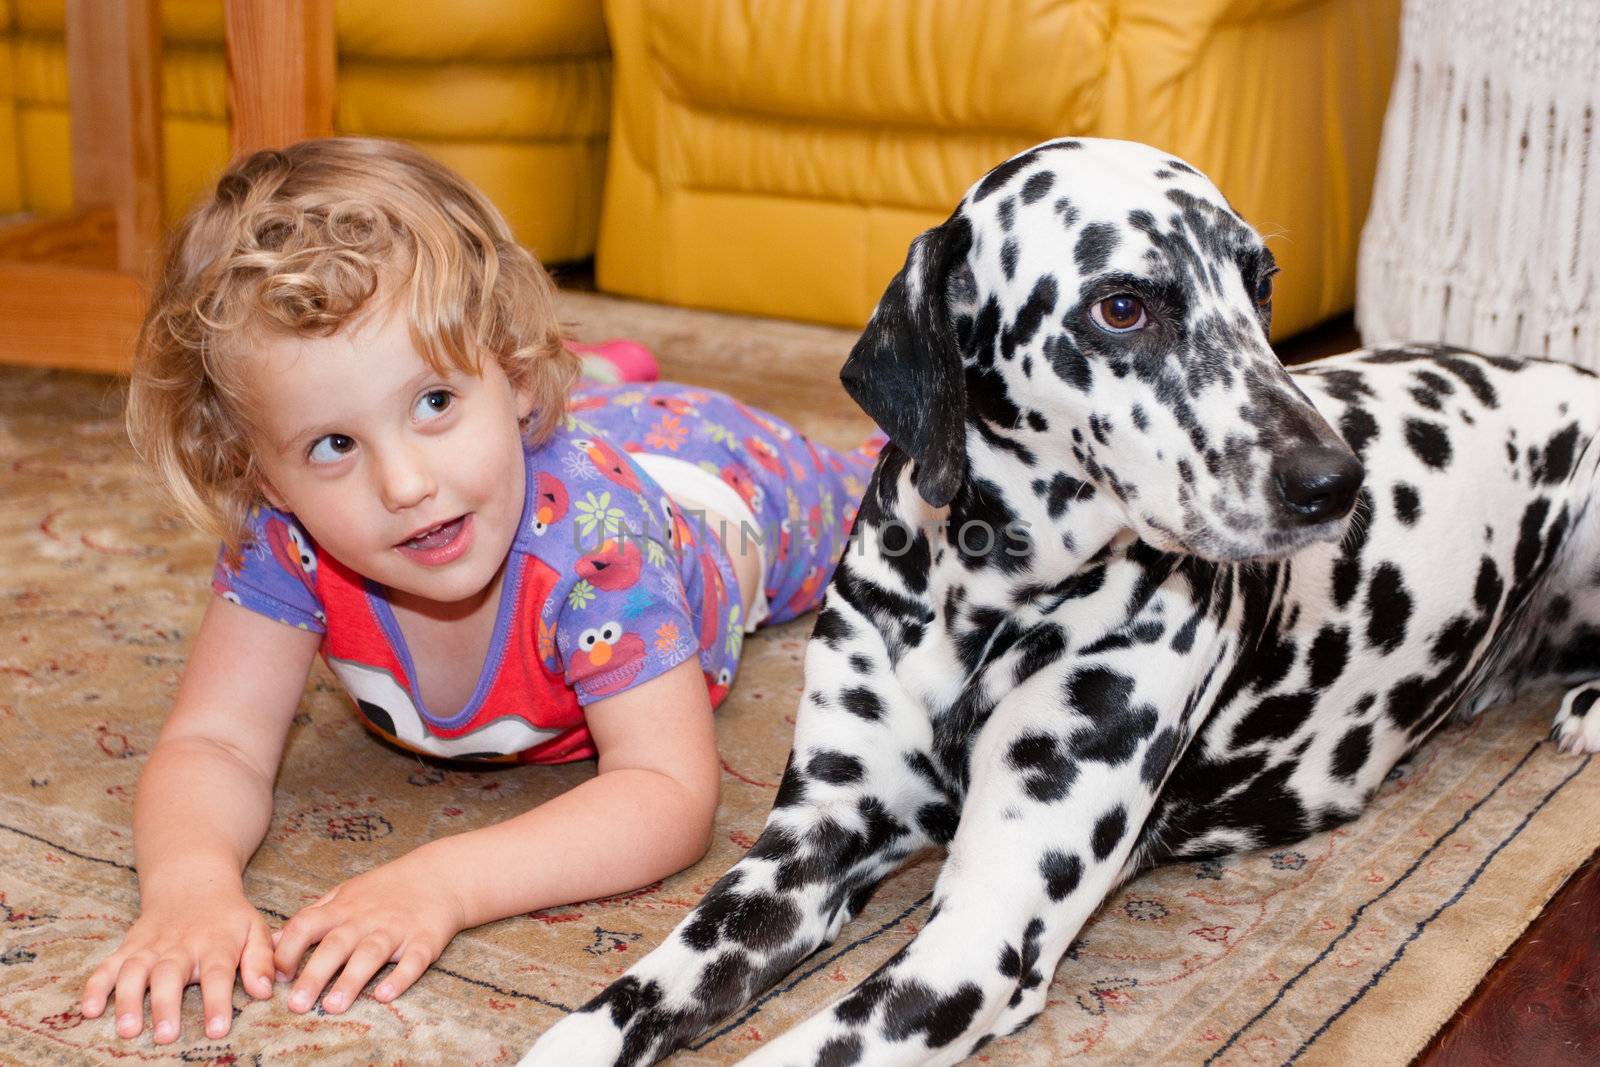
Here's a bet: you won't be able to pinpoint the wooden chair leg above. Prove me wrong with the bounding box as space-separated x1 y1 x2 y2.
0 0 338 374
224 0 337 158
0 0 159 374
64 0 164 276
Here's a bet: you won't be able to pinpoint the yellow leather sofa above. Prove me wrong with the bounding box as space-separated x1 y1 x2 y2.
0 0 609 263
597 0 1403 337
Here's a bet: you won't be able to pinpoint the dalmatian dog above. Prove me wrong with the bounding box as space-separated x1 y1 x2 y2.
525 138 1600 1066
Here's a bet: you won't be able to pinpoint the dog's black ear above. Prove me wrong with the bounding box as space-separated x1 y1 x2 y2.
840 215 973 508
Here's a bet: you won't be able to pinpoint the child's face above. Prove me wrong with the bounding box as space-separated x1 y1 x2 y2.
244 296 535 615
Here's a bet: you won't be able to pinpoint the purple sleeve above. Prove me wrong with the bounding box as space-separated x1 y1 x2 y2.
211 506 326 633
549 489 702 706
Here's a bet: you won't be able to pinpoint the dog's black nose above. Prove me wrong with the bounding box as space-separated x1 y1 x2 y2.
1274 447 1363 524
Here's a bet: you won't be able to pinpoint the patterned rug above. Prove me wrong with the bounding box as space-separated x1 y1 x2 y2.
3 291 1598 1065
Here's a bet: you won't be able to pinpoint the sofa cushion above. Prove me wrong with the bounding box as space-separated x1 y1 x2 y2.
598 0 1402 335
336 0 606 61
12 0 607 60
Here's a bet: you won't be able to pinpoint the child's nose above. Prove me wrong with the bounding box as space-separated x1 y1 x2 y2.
375 445 436 512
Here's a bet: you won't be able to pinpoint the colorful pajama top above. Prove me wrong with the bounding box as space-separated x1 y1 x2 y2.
213 382 882 764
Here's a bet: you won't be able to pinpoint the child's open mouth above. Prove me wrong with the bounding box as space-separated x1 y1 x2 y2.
396 514 472 564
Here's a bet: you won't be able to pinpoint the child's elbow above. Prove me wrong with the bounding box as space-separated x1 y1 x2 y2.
663 764 718 866
684 774 720 859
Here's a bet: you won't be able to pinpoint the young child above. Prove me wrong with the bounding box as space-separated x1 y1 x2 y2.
80 137 881 1045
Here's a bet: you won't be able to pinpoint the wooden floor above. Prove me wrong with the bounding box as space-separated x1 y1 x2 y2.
1417 849 1600 1065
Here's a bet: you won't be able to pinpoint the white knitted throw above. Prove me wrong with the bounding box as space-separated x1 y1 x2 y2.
1357 0 1600 367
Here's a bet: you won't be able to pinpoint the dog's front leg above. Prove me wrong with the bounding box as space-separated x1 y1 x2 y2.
740 656 1185 1067
523 588 952 1067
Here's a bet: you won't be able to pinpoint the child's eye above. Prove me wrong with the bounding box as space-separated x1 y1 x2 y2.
414 389 454 421
307 433 355 464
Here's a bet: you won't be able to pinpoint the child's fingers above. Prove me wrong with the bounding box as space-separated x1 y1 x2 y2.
241 918 276 999
372 943 434 1003
111 954 155 1038
145 956 189 1044
81 952 127 1017
273 905 340 977
321 934 397 1013
286 929 357 1013
198 958 237 1039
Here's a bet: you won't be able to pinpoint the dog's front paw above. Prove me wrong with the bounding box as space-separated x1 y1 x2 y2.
520 1009 626 1067
1552 683 1600 754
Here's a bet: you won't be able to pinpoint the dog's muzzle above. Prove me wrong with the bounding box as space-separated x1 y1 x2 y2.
1272 446 1364 525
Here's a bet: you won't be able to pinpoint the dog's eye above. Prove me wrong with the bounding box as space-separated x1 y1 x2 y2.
1255 272 1275 307
1090 295 1147 334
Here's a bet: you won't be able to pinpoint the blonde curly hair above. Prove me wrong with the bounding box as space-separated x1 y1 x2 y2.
126 136 579 563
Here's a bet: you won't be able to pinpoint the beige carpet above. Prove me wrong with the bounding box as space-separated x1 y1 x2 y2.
2 291 1598 1065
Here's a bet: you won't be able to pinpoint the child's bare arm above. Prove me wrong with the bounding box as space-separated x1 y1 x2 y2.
82 594 319 1043
271 656 721 1013
449 653 722 917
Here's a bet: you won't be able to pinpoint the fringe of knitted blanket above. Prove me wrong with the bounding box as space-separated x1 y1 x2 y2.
1357 0 1600 368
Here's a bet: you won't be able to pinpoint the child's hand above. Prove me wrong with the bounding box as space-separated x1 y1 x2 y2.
272 848 468 1014
81 889 276 1043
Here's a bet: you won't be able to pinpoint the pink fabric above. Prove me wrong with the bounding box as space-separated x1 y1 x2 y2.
566 338 660 383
